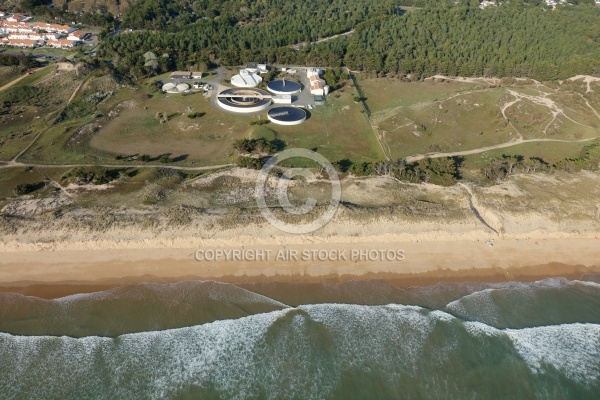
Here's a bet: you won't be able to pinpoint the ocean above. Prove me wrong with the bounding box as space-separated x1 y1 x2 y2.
0 277 599 399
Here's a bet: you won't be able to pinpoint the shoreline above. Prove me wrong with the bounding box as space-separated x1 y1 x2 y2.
1 237 599 298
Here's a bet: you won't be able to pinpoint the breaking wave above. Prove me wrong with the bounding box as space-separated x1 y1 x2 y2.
0 278 599 399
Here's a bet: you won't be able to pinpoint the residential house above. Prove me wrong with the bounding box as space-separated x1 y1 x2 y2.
0 21 34 34
7 14 25 22
46 38 76 48
32 22 72 34
67 30 89 41
1 38 41 48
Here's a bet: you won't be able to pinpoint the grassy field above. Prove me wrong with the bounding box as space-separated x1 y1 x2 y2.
89 88 248 165
359 77 600 162
461 141 585 171
0 167 68 206
0 66 21 88
87 76 380 166
2 65 598 175
1 65 84 162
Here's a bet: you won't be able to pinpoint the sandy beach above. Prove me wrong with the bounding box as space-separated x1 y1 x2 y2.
1 235 599 297
1 171 599 297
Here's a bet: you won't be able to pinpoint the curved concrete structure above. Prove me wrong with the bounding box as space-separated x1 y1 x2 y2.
162 82 189 93
267 107 307 125
176 83 190 92
217 88 272 114
162 82 176 92
267 79 302 95
230 69 263 88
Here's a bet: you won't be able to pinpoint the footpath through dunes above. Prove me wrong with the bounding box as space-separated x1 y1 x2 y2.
0 281 288 337
0 292 599 399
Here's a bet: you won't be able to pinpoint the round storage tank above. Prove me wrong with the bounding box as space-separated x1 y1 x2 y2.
216 88 272 114
267 79 302 95
267 107 307 125
231 69 263 88
176 83 190 92
162 83 176 92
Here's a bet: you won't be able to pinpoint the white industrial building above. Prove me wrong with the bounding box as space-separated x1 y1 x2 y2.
306 68 329 96
246 62 268 74
272 94 292 104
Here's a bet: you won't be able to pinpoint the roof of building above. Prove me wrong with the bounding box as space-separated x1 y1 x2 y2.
1 38 40 46
310 80 325 91
1 21 33 29
170 71 192 76
69 30 86 37
231 69 263 88
46 39 75 46
32 22 71 32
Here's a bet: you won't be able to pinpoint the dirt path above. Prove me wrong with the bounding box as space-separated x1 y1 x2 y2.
290 30 354 50
569 75 600 94
0 160 234 171
403 137 597 163
67 76 89 104
458 183 503 235
0 67 45 92
12 70 95 162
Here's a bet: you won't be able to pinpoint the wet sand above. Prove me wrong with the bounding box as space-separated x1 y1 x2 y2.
1 237 599 298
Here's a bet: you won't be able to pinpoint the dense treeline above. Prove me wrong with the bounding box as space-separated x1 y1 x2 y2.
121 0 404 31
0 54 40 69
345 2 600 80
14 2 115 32
101 21 355 77
331 157 460 186
99 1 600 81
101 0 402 77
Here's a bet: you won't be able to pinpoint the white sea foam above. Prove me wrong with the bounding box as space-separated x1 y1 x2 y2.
1 303 599 399
507 323 600 387
0 305 450 399
463 321 502 338
445 278 600 328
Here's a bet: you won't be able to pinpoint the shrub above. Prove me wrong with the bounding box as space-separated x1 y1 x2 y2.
249 119 270 126
237 156 264 170
232 137 284 155
14 182 42 195
0 86 42 105
159 154 172 163
69 168 120 185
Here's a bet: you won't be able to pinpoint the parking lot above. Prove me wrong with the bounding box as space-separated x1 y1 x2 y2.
281 68 316 107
